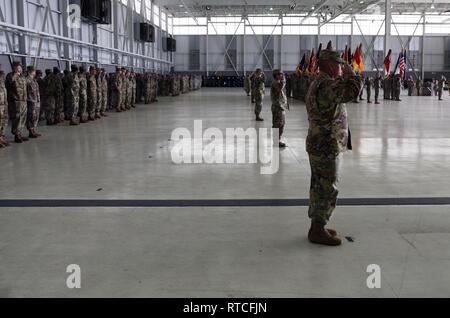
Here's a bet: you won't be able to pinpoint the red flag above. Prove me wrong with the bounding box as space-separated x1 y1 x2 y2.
353 46 362 74
309 48 315 73
384 49 392 75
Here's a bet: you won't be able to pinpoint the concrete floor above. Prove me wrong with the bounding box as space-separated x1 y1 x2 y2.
0 88 450 297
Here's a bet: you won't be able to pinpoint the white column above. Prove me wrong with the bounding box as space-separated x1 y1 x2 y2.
384 0 391 59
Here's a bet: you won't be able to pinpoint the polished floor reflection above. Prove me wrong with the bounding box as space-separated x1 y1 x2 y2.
0 88 449 297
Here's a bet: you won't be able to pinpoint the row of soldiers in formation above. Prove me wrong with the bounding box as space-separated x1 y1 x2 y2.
0 61 201 148
245 70 448 108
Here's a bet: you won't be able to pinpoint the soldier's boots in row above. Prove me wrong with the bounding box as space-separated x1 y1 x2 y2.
0 136 9 148
256 116 264 122
28 129 42 139
308 222 342 246
70 117 80 126
14 133 29 144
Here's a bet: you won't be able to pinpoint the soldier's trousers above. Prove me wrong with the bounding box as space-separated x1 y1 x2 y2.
375 89 379 103
308 153 340 226
27 101 40 130
254 94 263 117
112 92 121 110
96 95 103 114
366 89 371 102
56 96 64 120
438 90 443 100
272 109 286 139
79 94 87 120
9 101 27 135
87 97 97 118
69 97 79 120
0 104 8 137
45 97 56 123
102 91 108 112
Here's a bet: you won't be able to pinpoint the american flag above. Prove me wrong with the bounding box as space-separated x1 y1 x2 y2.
399 50 406 81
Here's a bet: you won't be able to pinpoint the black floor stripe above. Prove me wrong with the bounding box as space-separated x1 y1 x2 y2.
0 197 450 207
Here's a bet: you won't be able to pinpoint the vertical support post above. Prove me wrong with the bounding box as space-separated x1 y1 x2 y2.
421 13 425 80
92 24 99 64
206 18 210 76
113 0 120 66
280 15 283 71
384 0 391 59
243 17 246 75
61 0 71 69
16 0 28 66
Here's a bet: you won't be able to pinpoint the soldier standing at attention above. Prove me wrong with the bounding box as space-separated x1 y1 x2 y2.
359 76 365 101
253 68 265 122
305 43 362 246
87 66 98 120
437 75 446 101
0 70 9 148
244 74 251 96
68 65 80 125
43 69 56 125
250 72 256 103
36 70 45 121
416 77 422 96
383 75 390 100
95 68 103 119
6 62 28 143
54 67 65 124
25 66 42 138
78 67 88 123
101 69 109 115
271 70 288 148
365 76 372 103
131 72 136 108
407 76 415 96
112 68 122 112
373 73 381 104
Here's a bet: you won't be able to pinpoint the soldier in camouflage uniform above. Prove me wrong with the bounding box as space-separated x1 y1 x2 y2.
26 66 42 138
36 70 45 121
124 70 131 110
95 68 103 119
78 67 88 123
437 75 446 101
0 70 8 147
101 69 109 115
305 43 362 246
43 69 56 125
393 74 402 101
244 74 251 96
67 65 80 125
131 72 136 108
416 77 422 96
54 68 65 124
87 66 98 120
407 76 415 96
373 73 381 104
271 70 288 148
6 62 28 143
365 76 372 103
253 69 265 122
112 68 123 112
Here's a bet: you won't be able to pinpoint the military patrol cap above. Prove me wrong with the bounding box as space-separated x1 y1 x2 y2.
319 41 344 64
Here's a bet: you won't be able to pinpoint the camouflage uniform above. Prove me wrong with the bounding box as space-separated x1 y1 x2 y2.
26 74 41 132
416 79 422 96
56 72 65 121
102 73 108 113
131 75 136 108
305 62 361 226
365 77 372 103
383 77 390 100
437 77 446 100
373 75 381 104
36 73 45 121
111 71 123 112
271 73 288 140
96 72 103 117
407 77 415 96
393 75 402 101
125 75 132 109
253 73 265 119
87 73 97 120
78 72 88 121
43 73 57 124
0 74 7 143
6 71 27 136
244 75 251 96
67 71 80 122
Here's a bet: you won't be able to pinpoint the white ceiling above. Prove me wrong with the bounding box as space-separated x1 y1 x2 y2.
157 0 450 17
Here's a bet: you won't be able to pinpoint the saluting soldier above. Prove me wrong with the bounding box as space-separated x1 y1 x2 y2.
305 42 362 246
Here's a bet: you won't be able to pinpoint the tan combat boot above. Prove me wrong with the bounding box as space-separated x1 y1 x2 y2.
308 222 342 246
